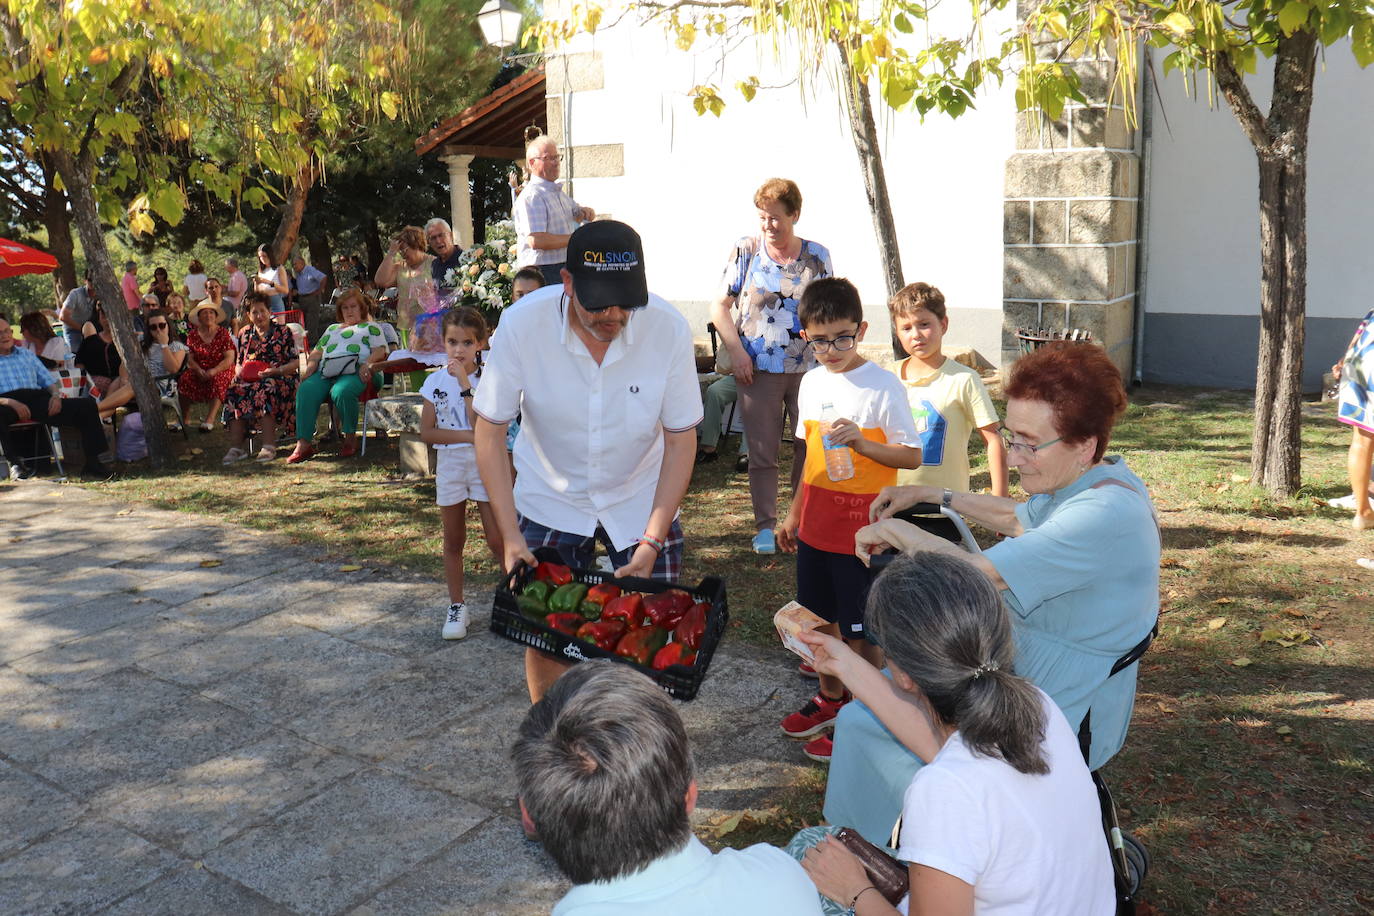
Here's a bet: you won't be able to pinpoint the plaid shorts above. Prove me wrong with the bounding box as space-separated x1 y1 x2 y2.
518 515 684 582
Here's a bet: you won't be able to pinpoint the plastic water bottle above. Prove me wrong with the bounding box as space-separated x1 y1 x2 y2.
820 402 855 482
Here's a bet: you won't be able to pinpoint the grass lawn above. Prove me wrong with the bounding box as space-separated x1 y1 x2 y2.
87 386 1373 914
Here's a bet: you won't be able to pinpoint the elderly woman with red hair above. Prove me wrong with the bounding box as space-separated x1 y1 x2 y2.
821 342 1161 845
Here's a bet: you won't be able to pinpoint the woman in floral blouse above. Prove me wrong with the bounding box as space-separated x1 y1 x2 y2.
222 293 299 464
710 178 833 555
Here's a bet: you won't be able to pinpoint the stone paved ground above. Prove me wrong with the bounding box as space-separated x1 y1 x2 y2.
0 481 815 915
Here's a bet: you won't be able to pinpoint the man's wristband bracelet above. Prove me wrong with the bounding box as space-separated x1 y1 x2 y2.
639 534 666 554
849 885 879 909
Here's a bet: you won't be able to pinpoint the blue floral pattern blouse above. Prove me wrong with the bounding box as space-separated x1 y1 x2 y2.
718 237 833 374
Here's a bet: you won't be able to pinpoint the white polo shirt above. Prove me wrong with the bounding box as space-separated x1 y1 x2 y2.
473 284 703 551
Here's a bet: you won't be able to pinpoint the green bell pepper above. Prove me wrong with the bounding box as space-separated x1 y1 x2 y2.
614 626 670 666
522 579 553 607
518 595 551 620
548 582 589 614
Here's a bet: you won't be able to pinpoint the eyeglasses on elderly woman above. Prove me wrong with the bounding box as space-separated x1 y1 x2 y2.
997 425 1063 456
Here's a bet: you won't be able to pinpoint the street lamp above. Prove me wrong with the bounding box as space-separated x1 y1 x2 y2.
477 0 524 50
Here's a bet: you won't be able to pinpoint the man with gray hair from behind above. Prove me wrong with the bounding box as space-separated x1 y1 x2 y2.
513 661 824 915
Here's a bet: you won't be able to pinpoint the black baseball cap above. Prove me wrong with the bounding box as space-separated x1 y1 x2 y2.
565 220 648 311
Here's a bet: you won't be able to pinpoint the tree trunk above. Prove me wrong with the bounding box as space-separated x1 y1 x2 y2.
268 161 316 267
1217 33 1316 497
50 150 171 469
363 219 384 279
40 158 76 308
835 39 906 359
1250 152 1307 495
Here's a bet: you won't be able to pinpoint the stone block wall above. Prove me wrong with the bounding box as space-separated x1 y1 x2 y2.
1002 51 1140 377
545 52 622 200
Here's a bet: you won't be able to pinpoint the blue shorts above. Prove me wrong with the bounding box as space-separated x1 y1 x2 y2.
518 515 684 581
796 538 873 640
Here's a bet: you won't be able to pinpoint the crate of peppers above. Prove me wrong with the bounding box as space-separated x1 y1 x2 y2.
490 546 729 701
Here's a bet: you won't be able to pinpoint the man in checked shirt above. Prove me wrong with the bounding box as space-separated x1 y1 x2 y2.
513 135 597 287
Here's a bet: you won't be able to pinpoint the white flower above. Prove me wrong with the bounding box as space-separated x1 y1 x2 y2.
758 304 791 349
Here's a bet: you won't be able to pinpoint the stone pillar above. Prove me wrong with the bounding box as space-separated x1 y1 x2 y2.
441 153 476 250
1002 50 1139 376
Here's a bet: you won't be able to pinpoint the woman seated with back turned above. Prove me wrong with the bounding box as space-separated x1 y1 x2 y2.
798 552 1116 915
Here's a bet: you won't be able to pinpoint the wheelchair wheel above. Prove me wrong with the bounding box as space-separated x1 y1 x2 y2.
1121 831 1150 894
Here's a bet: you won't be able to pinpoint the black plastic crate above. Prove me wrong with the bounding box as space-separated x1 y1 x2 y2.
489 546 729 701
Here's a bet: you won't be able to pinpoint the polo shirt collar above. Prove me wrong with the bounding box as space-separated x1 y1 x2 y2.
529 175 560 191
557 837 709 909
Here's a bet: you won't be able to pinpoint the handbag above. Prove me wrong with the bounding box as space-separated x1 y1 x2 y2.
713 236 761 376
834 827 910 906
713 340 734 376
320 353 359 379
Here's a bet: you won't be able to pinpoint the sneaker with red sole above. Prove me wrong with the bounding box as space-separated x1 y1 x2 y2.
780 691 850 738
802 733 833 762
798 660 819 678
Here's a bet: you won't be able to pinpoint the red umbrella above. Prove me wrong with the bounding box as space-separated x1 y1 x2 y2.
0 237 59 278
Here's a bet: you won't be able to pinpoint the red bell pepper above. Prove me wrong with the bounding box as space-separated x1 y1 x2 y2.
651 642 697 671
534 561 573 587
585 583 622 609
575 618 626 651
673 602 710 650
614 626 670 666
663 589 694 614
601 593 648 629
642 590 694 628
544 612 584 636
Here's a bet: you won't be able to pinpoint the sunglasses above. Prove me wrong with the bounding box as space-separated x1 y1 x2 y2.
148 323 169 329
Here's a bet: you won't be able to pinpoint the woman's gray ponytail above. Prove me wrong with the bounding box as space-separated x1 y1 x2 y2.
866 552 1048 775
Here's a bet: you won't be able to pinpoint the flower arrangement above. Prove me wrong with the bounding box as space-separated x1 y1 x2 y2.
444 220 519 322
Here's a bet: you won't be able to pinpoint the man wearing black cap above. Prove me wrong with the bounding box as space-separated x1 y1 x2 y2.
474 220 703 702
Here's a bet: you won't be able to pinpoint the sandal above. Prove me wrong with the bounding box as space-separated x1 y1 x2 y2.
198 421 214 433
286 442 316 464
221 447 249 465
254 446 276 463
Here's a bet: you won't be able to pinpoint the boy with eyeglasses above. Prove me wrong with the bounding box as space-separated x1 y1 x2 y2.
776 277 921 762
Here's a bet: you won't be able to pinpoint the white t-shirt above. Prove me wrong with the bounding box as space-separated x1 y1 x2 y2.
473 284 704 551
792 360 921 554
184 273 208 302
21 337 71 364
419 368 474 450
896 688 1116 916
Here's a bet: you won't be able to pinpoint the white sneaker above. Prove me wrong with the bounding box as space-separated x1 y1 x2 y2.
221 447 249 465
442 602 469 640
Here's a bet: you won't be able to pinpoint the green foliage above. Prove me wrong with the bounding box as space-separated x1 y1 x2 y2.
532 0 1372 125
0 0 445 241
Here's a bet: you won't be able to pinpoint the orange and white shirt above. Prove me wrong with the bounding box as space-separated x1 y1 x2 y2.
794 361 921 555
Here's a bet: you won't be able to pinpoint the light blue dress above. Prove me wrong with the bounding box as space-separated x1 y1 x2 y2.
823 456 1161 844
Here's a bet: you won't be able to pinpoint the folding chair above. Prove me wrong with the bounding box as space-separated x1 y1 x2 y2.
7 420 66 480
